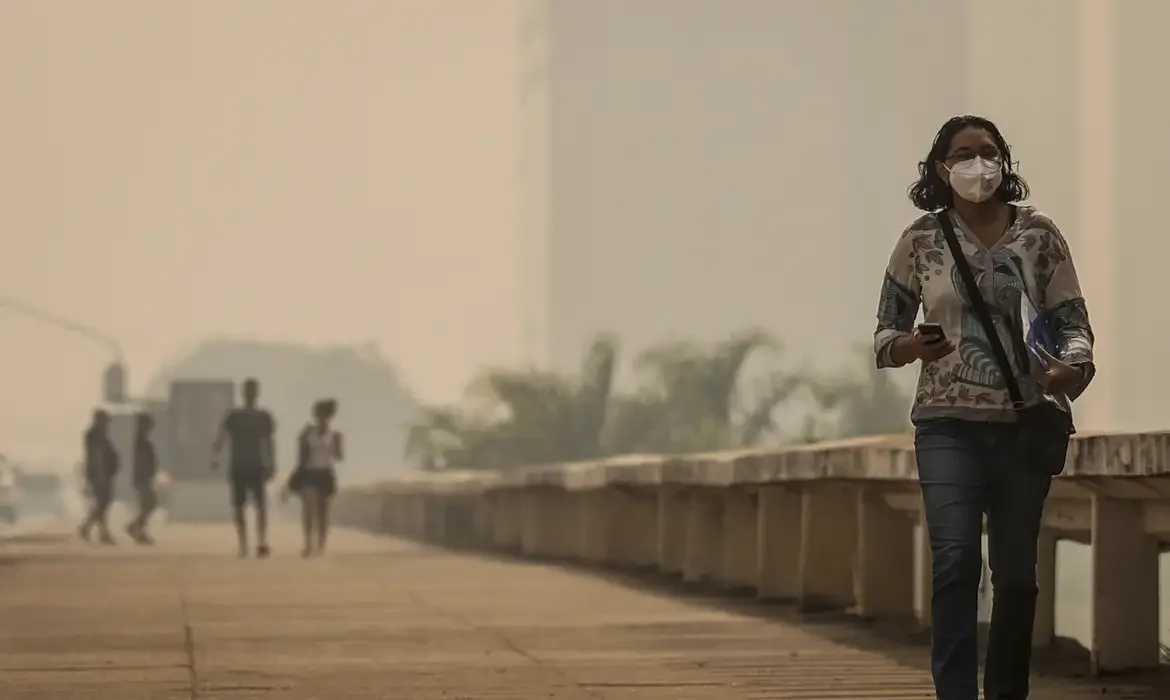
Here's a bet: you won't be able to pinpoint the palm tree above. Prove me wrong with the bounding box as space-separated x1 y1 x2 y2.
404 333 619 469
404 329 805 467
737 371 804 446
615 328 796 453
404 407 471 471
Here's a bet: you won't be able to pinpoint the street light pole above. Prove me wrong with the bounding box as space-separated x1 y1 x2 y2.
0 294 129 403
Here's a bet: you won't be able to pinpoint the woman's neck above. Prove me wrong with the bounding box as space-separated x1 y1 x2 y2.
952 198 1006 227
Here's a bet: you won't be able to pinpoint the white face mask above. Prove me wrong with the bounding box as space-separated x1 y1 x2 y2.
946 156 1003 203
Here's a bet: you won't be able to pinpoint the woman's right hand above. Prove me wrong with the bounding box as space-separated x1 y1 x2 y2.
894 328 956 364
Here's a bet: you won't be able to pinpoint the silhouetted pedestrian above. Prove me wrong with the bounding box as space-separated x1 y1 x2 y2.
126 412 159 544
78 409 118 544
288 399 342 557
211 378 276 558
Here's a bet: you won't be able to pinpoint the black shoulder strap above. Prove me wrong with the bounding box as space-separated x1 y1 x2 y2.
937 211 1025 410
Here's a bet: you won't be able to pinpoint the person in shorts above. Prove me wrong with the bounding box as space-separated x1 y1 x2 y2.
211 378 276 558
288 399 343 557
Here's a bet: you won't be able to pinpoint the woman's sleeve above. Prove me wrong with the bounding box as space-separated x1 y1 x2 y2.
1041 226 1096 400
874 229 921 368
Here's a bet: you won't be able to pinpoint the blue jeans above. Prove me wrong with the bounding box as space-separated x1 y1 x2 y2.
914 419 1052 700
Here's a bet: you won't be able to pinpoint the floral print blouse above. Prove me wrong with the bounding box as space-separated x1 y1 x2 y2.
873 206 1095 424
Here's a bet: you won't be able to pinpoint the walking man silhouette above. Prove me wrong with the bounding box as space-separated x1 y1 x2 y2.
78 409 118 544
211 378 276 557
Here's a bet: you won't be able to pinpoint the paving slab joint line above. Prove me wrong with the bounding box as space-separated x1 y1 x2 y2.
180 579 199 699
402 589 608 700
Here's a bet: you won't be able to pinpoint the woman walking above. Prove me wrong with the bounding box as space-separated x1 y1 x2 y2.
126 412 159 545
873 115 1094 700
289 399 343 557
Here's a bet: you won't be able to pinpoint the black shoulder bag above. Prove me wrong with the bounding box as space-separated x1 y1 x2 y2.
288 427 311 492
937 211 1073 475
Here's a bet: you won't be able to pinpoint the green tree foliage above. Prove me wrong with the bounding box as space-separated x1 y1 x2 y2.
803 343 914 440
406 334 618 469
604 329 798 454
406 329 802 469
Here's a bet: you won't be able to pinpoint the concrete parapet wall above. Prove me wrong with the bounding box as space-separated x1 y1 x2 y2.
334 431 1170 675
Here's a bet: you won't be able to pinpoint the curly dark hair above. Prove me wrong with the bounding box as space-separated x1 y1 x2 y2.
313 398 338 419
907 115 1030 212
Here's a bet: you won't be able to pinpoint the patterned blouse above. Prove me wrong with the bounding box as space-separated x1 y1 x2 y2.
874 206 1095 423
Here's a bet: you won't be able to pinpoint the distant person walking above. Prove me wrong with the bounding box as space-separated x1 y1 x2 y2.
78 409 118 544
126 412 159 545
874 116 1094 700
288 399 343 557
211 378 276 558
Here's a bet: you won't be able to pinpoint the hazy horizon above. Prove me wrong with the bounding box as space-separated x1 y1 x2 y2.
3 1 1166 462
0 1 522 457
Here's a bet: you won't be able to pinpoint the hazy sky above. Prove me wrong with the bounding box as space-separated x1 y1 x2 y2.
0 1 520 455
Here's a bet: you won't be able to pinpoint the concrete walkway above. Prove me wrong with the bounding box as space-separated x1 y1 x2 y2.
0 522 1165 699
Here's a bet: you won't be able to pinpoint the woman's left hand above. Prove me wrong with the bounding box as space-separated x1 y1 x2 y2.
1035 346 1083 396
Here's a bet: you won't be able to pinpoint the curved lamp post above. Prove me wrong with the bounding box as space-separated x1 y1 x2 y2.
0 294 129 404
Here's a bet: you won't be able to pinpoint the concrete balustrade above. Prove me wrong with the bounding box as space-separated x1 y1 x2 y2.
334 431 1170 675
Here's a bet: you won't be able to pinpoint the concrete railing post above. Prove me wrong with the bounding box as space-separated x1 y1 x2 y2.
520 488 551 557
682 488 723 584
602 488 630 566
379 495 395 534
855 487 915 618
436 496 455 546
409 495 427 539
473 496 493 547
448 496 476 548
657 486 687 575
756 485 801 601
603 487 658 568
1089 495 1161 673
540 490 562 558
1032 528 1058 648
425 495 447 544
633 488 660 567
798 483 858 611
720 489 758 591
551 490 577 559
578 489 610 562
565 491 587 560
490 490 521 551
915 520 932 628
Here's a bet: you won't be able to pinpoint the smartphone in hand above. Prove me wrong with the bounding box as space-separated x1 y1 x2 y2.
917 323 946 343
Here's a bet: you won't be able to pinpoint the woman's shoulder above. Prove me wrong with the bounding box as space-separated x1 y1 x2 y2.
1017 206 1061 236
892 212 943 251
903 211 941 235
1016 206 1071 252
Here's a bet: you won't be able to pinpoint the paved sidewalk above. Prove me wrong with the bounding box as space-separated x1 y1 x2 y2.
0 522 1165 699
